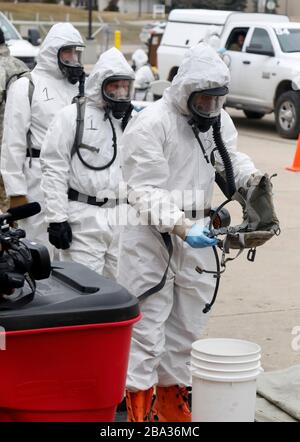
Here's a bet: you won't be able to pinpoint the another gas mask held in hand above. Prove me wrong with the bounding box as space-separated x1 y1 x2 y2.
102 75 134 119
224 173 281 250
187 86 228 132
58 45 85 85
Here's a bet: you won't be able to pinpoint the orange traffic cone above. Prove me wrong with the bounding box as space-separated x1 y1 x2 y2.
286 134 300 172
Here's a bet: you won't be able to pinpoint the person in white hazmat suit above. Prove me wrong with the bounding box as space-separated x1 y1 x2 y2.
201 26 221 52
200 27 230 66
118 44 262 422
40 48 135 278
0 23 85 253
131 49 158 101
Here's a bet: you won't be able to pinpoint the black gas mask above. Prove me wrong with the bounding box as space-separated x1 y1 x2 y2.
102 75 134 119
187 86 228 132
58 45 85 85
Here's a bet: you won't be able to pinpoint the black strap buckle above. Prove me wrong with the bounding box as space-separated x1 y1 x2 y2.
68 188 110 207
26 148 40 158
247 248 257 262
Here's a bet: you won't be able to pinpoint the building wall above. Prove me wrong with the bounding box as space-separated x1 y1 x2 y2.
246 0 256 12
97 0 157 13
246 0 300 16
97 0 300 17
276 0 300 17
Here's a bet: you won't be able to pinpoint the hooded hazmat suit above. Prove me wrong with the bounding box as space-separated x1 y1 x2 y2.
201 26 221 52
40 48 135 278
0 39 29 210
0 23 84 250
118 44 259 398
131 49 157 101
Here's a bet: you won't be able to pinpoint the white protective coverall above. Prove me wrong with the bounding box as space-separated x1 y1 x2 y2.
40 48 135 278
0 23 83 249
118 44 259 390
132 49 157 101
201 26 221 52
201 27 231 67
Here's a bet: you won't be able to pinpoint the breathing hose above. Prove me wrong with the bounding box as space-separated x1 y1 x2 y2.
212 116 236 199
191 116 237 313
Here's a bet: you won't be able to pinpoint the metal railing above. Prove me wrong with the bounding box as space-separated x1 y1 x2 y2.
4 11 106 39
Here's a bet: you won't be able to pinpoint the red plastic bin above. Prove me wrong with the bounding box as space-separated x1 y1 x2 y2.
0 261 141 421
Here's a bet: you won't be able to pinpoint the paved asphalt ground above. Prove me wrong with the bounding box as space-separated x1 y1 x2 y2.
204 109 300 372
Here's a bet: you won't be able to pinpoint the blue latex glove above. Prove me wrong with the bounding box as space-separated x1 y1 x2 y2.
218 47 227 55
185 224 218 249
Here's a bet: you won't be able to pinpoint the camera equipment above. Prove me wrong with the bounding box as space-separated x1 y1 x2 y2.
0 203 51 300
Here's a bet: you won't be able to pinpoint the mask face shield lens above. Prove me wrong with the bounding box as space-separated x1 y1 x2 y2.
189 93 226 118
102 77 134 102
188 87 228 119
58 46 84 68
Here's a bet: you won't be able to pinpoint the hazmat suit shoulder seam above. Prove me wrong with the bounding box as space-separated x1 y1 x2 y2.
129 110 170 147
136 102 170 132
9 75 30 92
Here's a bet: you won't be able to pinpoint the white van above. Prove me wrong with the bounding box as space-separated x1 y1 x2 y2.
0 12 40 69
157 9 289 81
157 9 233 81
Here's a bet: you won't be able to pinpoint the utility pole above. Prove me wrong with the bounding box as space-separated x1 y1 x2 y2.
138 0 142 18
257 0 266 13
87 0 93 40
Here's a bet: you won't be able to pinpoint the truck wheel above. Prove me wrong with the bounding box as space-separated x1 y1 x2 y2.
275 91 300 139
243 111 265 119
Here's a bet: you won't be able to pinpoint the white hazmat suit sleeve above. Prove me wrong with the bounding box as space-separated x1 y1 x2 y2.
1 77 31 196
216 110 259 189
134 65 155 89
40 105 76 223
123 116 185 233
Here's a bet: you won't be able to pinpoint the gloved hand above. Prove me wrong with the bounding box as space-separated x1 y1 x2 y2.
185 224 219 248
48 221 72 250
9 195 29 209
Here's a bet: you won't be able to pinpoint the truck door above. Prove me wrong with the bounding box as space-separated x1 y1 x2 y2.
224 27 250 99
240 27 278 107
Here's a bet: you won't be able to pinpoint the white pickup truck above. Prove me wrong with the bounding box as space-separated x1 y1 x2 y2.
157 10 300 138
0 12 40 69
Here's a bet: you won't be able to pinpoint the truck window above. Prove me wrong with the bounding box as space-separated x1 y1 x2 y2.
249 28 273 53
275 28 300 53
226 28 249 52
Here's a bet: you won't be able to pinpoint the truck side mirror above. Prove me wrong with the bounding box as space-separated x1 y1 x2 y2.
246 45 274 57
27 28 41 46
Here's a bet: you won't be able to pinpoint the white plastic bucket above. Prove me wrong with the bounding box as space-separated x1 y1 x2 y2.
191 351 261 371
191 338 262 422
192 338 261 363
191 356 261 374
191 348 261 364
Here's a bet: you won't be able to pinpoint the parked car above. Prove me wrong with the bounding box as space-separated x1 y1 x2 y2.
157 10 300 138
157 9 233 81
0 12 40 69
221 19 300 138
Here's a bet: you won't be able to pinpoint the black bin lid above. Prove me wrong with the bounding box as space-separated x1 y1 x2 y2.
0 261 140 331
